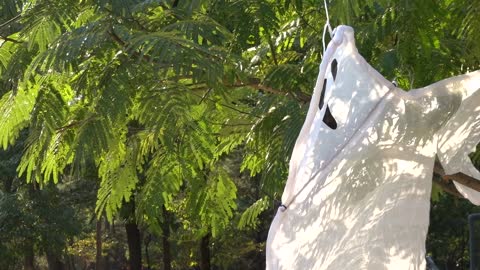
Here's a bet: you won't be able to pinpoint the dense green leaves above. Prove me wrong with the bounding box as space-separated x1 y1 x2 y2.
0 0 480 228
1 1 480 268
186 168 237 237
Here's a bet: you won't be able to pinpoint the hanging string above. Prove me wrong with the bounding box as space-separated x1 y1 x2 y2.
324 0 333 35
322 0 333 54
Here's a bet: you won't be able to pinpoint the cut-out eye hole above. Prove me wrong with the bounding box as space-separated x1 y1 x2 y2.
331 59 338 81
323 105 337 129
318 79 327 110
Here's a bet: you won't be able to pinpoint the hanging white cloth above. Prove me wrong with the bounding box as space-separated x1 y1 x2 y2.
266 25 480 270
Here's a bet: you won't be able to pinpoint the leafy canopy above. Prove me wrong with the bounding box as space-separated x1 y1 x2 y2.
0 0 479 234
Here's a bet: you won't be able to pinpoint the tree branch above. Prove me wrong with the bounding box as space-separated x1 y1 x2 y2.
108 27 151 63
108 27 127 46
248 83 285 96
56 115 97 133
433 161 480 198
231 78 311 103
108 27 174 69
267 38 278 66
107 26 311 104
0 35 22 44
432 175 463 199
189 91 259 118
185 77 311 103
447 172 480 193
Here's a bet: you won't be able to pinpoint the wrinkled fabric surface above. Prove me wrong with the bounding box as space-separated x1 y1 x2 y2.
266 25 480 270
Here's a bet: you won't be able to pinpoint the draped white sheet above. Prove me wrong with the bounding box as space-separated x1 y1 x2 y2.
266 25 480 270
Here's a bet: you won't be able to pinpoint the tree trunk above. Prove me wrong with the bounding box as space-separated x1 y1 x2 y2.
121 198 142 270
145 234 151 270
24 246 35 270
125 221 142 270
46 250 65 270
104 219 111 270
3 176 13 193
96 217 104 270
162 207 172 270
199 234 211 270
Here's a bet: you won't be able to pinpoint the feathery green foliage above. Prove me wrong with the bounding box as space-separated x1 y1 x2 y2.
1 0 480 253
238 196 270 230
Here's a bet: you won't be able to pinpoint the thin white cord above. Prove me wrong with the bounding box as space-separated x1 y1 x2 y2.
324 0 333 36
322 23 328 54
322 0 333 54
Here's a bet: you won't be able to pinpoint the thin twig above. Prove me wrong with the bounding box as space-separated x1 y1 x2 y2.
228 80 311 103
0 35 22 44
56 115 97 132
298 9 322 35
130 16 149 31
249 83 284 95
108 27 173 69
0 14 21 29
204 119 253 127
107 27 128 46
199 88 213 104
103 6 149 32
189 91 260 118
267 38 279 66
173 78 310 103
108 27 149 62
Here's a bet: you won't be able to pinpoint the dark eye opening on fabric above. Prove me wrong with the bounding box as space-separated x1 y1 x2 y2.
331 59 338 81
323 105 337 129
318 79 327 110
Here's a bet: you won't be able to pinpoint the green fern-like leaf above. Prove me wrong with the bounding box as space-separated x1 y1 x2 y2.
20 1 79 52
136 147 184 223
0 86 38 150
96 135 139 221
17 80 71 183
0 40 15 73
187 168 237 238
237 196 269 230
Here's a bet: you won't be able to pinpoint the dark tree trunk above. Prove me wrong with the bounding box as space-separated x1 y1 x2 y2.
3 176 13 193
24 246 35 270
96 218 104 270
199 234 211 270
104 219 111 270
145 234 151 270
46 250 65 270
125 221 142 270
162 207 172 270
66 238 76 270
121 197 142 270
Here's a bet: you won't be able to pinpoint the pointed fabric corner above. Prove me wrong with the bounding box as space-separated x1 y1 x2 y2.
266 25 480 269
434 71 480 204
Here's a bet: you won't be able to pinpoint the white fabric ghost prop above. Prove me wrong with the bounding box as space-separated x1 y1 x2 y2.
266 25 480 270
